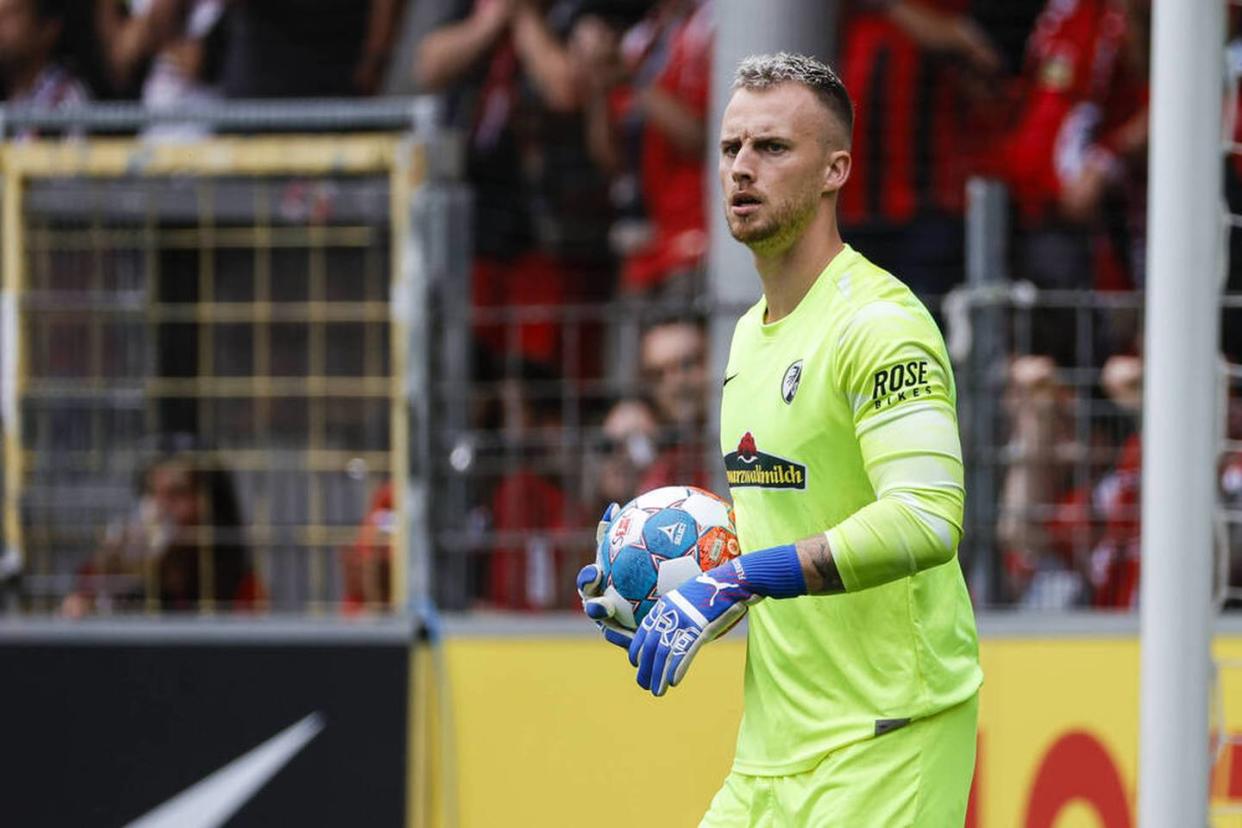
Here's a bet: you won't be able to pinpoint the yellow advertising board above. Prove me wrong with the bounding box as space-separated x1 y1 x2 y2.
425 625 1242 827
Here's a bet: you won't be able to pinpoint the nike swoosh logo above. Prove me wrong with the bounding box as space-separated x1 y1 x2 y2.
127 712 325 828
722 373 739 388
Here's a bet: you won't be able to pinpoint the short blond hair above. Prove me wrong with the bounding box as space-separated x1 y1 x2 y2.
733 52 854 142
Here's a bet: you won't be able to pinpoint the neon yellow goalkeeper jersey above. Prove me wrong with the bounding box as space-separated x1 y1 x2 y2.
720 244 982 776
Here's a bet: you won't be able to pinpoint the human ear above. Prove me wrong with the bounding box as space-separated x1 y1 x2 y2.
822 149 851 194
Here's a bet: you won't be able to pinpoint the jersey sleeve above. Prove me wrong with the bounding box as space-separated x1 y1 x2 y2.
824 300 966 591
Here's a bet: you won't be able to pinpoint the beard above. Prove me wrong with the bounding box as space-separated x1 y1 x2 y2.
725 185 820 253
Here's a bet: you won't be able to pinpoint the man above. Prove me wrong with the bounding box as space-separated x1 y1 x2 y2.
589 397 660 509
640 317 709 430
578 52 981 825
416 0 614 376
0 0 89 127
637 316 712 490
572 0 713 297
839 0 1003 298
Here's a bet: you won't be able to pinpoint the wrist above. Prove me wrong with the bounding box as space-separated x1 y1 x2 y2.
723 545 807 599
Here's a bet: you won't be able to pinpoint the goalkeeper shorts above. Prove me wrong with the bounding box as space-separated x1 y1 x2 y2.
700 693 978 827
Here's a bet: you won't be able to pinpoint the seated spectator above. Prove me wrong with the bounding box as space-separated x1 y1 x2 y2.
572 0 712 298
1079 354 1142 608
481 359 583 609
585 395 660 514
341 481 395 615
0 0 90 127
637 315 711 491
63 440 264 615
417 0 612 377
996 354 1084 605
216 0 403 98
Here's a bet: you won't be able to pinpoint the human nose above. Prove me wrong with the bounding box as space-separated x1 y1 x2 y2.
729 145 755 186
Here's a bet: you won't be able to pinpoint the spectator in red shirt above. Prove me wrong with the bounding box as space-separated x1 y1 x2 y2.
990 0 1149 364
572 0 712 298
340 482 395 615
996 351 1145 608
417 0 613 375
995 0 1147 231
481 359 584 609
838 0 1003 299
1084 429 1141 608
1054 355 1238 610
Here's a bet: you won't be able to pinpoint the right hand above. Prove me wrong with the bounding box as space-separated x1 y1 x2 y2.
576 502 634 650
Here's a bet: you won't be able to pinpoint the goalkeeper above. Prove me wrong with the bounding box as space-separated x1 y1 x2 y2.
577 52 981 825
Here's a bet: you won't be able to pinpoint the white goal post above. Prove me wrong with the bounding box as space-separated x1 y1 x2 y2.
1138 0 1226 825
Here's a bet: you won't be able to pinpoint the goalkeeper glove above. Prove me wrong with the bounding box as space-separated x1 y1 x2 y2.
629 544 806 696
575 503 633 650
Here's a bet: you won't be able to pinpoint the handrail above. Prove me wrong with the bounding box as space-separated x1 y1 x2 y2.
0 97 439 136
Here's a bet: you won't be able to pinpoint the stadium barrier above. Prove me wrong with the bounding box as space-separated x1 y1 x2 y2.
0 618 413 825
2 616 1238 827
0 122 448 615
427 616 1242 828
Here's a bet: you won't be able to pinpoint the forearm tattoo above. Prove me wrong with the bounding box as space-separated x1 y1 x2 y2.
798 534 846 594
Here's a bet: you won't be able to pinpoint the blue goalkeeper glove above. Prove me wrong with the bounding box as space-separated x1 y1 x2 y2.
628 545 807 697
576 503 633 650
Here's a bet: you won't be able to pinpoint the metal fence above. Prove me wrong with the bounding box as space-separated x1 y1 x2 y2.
0 130 423 615
0 108 1238 618
424 176 1242 614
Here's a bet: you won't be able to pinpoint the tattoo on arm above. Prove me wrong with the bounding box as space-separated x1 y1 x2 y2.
796 534 846 595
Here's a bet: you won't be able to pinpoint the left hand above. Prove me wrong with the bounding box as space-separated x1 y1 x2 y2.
576 503 633 650
628 561 757 696
576 561 634 650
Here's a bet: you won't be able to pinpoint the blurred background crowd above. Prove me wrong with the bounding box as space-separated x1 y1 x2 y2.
2 0 1240 616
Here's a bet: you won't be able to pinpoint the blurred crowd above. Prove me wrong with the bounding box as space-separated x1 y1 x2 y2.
409 0 1205 614
0 0 407 112
403 0 1166 613
14 0 1241 613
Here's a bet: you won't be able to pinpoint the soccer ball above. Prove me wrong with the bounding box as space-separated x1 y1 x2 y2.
597 485 740 629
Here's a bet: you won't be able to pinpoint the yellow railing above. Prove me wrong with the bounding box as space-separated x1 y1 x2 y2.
0 134 418 613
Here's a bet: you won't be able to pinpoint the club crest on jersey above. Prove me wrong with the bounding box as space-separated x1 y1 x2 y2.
872 358 934 411
781 360 803 404
723 431 807 489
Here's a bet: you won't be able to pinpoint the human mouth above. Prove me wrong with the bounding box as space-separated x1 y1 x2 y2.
730 192 762 217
